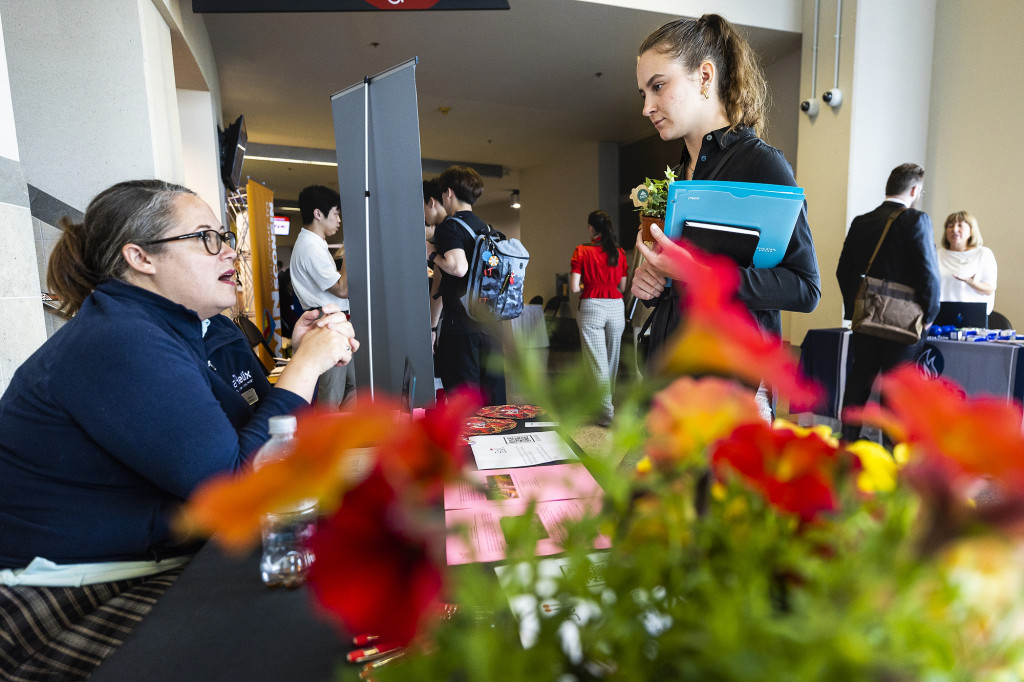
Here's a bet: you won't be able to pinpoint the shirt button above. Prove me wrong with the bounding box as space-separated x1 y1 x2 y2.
706 134 712 140
700 155 707 162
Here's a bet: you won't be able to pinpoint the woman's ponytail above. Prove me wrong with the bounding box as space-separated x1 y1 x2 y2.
587 210 619 268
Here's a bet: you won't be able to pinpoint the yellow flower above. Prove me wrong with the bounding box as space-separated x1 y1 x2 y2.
846 439 899 494
772 419 839 448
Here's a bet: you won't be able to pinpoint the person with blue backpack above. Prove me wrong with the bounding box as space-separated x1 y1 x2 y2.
429 166 507 406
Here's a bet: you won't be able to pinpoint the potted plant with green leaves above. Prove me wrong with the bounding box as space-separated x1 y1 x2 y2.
630 165 676 242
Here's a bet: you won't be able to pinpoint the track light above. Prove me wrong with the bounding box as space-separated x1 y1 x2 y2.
510 189 521 209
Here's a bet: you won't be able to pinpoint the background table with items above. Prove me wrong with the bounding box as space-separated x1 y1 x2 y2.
796 328 1024 422
90 408 583 682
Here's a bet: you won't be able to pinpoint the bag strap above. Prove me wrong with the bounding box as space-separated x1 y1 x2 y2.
863 207 907 277
448 215 478 240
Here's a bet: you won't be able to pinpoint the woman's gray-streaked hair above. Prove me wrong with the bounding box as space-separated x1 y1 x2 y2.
47 180 195 315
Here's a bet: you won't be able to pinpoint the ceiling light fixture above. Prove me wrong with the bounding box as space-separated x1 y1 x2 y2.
510 189 521 209
245 155 338 167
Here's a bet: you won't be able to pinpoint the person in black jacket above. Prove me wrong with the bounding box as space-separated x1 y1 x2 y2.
630 14 821 417
836 163 940 441
429 166 506 406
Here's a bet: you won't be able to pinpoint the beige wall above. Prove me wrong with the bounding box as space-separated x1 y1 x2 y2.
518 141 602 311
926 0 1024 328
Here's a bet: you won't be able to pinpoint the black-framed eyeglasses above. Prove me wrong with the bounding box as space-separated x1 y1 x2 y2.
142 229 237 255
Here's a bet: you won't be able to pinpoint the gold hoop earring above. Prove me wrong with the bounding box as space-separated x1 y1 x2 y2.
701 84 710 100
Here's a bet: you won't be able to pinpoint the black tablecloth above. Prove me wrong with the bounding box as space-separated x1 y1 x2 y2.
797 328 1024 417
90 543 351 682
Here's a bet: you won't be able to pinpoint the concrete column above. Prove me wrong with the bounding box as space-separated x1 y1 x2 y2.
0 8 46 397
3 0 183 210
792 0 937 345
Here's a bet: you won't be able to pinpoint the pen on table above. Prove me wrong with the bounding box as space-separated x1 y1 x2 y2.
347 644 403 664
359 649 407 678
351 633 379 646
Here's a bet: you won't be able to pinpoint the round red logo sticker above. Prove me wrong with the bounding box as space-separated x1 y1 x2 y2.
364 0 442 9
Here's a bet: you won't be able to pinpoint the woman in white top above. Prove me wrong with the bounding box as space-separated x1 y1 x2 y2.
937 210 997 314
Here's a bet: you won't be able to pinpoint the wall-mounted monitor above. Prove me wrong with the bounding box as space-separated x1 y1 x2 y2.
271 215 290 236
219 115 247 191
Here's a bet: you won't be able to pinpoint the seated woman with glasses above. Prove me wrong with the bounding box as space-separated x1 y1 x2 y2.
0 180 358 680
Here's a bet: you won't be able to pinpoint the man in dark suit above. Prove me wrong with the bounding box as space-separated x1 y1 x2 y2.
836 163 941 441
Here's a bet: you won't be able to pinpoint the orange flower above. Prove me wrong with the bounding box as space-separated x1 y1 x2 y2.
181 400 403 552
655 244 821 410
711 421 841 522
848 365 1024 492
645 376 763 471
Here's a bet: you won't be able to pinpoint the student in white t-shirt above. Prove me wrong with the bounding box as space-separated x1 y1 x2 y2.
290 185 357 408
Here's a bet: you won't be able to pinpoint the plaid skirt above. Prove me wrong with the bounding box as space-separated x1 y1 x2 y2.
0 566 184 681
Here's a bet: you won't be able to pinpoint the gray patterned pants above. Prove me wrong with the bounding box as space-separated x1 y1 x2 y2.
576 298 625 421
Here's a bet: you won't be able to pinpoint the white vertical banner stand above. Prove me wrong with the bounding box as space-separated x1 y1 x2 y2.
361 78 375 400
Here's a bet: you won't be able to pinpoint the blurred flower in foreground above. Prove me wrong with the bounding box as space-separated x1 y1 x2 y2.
181 394 479 553
645 376 763 472
379 389 480 501
711 421 841 522
844 439 899 494
846 365 1024 492
308 466 443 647
181 402 400 552
656 245 821 411
940 536 1024 653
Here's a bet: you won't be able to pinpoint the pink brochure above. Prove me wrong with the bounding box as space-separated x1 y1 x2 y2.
445 497 611 566
443 463 601 510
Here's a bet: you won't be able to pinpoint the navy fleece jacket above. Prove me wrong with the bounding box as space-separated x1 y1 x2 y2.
0 279 308 567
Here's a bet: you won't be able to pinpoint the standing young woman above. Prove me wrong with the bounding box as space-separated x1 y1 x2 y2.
629 14 821 415
570 210 628 426
0 180 356 679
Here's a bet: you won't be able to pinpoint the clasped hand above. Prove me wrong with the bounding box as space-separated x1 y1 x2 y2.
630 224 695 300
292 304 359 367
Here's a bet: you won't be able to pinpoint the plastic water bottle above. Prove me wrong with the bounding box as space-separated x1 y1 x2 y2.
253 415 318 587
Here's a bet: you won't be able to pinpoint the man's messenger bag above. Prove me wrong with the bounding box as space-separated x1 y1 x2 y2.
851 207 925 344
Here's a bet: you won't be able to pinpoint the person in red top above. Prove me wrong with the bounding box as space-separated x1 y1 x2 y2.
570 210 629 426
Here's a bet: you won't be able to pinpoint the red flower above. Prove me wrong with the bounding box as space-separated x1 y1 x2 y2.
711 422 840 522
308 466 443 647
656 244 821 411
377 388 481 500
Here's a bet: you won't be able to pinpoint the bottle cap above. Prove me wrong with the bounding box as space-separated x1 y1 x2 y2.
267 415 297 435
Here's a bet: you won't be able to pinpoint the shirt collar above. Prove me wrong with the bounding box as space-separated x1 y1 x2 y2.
680 125 755 175
883 196 912 208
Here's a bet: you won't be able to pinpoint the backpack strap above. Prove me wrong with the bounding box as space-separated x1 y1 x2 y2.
448 215 478 240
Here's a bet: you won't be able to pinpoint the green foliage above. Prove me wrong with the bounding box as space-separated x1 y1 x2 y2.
630 166 676 219
369 340 1020 681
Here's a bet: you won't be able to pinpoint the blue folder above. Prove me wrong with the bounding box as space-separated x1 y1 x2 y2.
662 180 805 268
